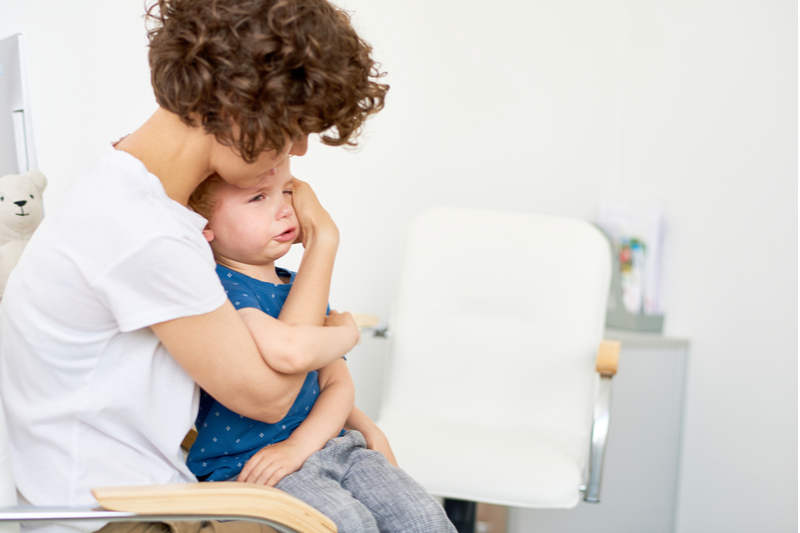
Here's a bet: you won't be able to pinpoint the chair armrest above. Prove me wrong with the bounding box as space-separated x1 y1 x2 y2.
584 339 621 503
350 314 382 344
351 314 379 329
93 483 336 533
595 339 620 376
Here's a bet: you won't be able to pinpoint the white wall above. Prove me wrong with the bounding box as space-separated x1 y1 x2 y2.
1 1 796 531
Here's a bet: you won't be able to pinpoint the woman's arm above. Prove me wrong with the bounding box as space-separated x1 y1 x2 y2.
152 300 309 424
152 180 355 424
345 406 399 467
236 358 355 486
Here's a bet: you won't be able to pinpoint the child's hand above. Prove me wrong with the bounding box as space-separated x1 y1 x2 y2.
324 309 357 329
291 178 339 249
324 310 360 345
237 439 315 487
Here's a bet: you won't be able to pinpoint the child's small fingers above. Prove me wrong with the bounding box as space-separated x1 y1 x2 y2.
243 461 270 484
238 454 258 479
265 466 288 487
254 462 280 486
237 464 253 482
237 466 253 483
239 452 268 483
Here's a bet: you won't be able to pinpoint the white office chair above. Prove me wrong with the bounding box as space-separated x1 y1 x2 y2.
0 397 336 533
375 207 620 530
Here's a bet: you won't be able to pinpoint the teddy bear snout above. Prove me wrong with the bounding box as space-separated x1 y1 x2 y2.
13 200 29 216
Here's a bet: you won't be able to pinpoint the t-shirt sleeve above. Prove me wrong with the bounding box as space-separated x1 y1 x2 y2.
219 276 261 311
92 235 227 332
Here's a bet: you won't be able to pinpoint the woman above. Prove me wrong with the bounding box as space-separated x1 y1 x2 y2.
0 2 388 533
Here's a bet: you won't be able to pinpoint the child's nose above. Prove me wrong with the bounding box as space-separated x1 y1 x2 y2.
277 200 294 219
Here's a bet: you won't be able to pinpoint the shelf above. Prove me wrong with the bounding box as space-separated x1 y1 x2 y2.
604 328 689 349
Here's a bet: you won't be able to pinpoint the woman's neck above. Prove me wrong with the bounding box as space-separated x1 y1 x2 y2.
115 108 214 206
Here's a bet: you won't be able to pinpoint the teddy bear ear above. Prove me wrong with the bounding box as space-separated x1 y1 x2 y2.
25 169 47 193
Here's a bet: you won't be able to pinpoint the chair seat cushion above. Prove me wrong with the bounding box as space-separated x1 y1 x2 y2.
378 414 585 509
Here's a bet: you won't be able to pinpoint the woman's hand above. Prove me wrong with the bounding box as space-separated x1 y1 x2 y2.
291 178 339 250
237 439 315 487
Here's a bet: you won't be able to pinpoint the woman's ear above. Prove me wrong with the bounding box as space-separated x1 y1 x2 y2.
202 228 215 243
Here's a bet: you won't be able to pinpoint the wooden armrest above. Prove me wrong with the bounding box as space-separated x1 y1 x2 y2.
595 339 621 376
92 483 336 533
351 313 379 329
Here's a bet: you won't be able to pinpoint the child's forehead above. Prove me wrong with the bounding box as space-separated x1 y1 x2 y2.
220 172 292 197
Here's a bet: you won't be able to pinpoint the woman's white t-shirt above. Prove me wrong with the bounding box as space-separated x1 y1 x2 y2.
0 145 227 532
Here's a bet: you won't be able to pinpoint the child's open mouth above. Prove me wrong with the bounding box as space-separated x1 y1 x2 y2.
274 227 296 242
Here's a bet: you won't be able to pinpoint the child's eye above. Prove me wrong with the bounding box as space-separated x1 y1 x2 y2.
249 194 265 202
283 190 293 196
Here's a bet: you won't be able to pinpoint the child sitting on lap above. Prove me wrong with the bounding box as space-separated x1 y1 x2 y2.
187 158 456 533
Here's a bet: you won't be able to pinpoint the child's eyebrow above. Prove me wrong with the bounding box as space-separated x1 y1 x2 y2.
236 187 265 200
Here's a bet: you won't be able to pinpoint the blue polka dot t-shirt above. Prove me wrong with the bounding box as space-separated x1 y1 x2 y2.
186 264 339 481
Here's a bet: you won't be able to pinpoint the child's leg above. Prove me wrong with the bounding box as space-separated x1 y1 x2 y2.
275 438 380 533
336 431 457 533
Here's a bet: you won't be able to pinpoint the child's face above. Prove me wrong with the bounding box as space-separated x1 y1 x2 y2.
203 158 298 267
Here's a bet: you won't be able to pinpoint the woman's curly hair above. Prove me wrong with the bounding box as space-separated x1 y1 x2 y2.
147 0 388 162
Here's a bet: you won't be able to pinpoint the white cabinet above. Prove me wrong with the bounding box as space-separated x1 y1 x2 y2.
509 330 689 533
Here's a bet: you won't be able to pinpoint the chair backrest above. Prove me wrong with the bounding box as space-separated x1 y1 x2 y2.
380 207 611 446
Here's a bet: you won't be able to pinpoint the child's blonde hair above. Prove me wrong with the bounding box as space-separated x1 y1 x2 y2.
188 174 225 222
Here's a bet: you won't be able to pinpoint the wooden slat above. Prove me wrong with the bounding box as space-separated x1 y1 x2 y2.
92 483 336 533
596 339 621 376
181 428 198 454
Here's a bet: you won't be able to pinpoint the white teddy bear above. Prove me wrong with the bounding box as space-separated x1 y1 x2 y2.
0 169 47 299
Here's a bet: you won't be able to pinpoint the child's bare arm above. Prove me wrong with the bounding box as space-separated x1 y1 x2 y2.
239 308 358 375
237 358 354 486
278 178 337 327
345 406 399 467
241 176 353 374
